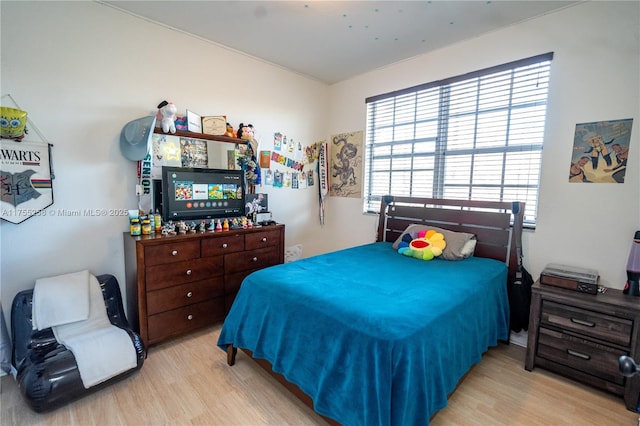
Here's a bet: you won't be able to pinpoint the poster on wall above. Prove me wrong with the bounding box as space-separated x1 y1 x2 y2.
329 131 363 197
569 118 633 183
180 138 208 168
151 134 181 178
1 140 54 224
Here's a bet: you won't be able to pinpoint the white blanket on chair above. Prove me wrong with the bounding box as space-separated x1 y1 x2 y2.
32 270 91 330
32 271 137 388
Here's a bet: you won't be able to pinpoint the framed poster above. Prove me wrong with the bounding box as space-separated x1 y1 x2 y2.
1 140 54 223
201 115 226 136
570 118 633 183
329 131 363 197
180 138 208 168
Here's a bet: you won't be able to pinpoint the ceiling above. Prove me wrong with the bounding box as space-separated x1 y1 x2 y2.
101 1 579 84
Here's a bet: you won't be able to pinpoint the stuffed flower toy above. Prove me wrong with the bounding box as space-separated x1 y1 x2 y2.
398 229 447 261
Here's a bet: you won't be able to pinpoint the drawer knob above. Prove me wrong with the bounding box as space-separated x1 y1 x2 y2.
186 291 193 298
172 250 178 256
252 257 258 262
187 314 193 320
222 243 228 248
261 237 267 242
570 318 595 327
186 269 192 275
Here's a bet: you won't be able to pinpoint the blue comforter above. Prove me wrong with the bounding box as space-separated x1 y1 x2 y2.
217 242 510 425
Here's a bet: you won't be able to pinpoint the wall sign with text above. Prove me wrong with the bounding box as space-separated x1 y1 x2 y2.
1 139 54 224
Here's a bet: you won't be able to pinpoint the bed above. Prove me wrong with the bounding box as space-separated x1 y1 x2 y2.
218 196 524 425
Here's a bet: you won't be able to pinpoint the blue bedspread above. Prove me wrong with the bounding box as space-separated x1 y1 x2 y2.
217 242 510 425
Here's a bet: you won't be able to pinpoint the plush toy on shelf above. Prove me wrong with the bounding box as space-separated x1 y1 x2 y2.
156 100 177 134
235 122 260 187
237 123 254 141
224 122 235 138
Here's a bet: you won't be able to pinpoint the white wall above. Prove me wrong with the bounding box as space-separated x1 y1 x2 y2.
325 1 640 289
0 1 329 317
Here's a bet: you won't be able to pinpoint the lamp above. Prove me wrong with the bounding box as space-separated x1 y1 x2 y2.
119 115 156 161
623 231 640 296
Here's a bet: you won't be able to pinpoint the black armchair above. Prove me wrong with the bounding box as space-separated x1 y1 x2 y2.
11 274 145 412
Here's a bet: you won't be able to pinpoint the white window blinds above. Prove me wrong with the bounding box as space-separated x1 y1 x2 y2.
364 52 553 226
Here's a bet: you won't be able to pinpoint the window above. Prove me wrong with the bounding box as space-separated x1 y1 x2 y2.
364 52 553 226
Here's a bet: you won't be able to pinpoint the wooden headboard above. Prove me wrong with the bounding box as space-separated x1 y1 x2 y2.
376 196 525 280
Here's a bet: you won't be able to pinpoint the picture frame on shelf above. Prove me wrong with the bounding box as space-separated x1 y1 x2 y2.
202 115 227 136
186 109 202 133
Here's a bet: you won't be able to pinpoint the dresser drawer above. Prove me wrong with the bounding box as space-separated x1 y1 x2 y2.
144 240 200 266
245 229 281 250
146 256 223 291
537 327 626 385
225 247 281 274
541 300 632 346
147 297 225 344
146 277 225 315
225 270 253 295
201 234 244 257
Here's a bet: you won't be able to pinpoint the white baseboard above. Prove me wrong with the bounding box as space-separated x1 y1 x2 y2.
510 330 528 347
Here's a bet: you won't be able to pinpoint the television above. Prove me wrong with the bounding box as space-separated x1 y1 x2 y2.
160 166 246 222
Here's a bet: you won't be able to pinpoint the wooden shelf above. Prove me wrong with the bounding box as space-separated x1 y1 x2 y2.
153 128 245 144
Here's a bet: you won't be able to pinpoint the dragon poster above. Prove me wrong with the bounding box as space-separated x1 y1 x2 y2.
329 131 363 198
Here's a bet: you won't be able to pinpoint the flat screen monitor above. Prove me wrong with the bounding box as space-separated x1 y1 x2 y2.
161 166 246 222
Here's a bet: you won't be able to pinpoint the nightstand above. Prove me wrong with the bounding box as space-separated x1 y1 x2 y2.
525 280 640 411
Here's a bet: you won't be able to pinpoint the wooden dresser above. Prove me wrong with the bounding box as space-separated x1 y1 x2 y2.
525 280 640 411
123 224 284 348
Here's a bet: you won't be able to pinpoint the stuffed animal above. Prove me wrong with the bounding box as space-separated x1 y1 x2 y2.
235 122 260 186
398 229 446 261
224 122 235 138
174 115 188 131
237 123 254 141
156 100 177 134
0 106 28 141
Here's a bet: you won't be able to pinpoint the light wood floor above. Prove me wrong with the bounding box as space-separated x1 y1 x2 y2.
1 324 637 425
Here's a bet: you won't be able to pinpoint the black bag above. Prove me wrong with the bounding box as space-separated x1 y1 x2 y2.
508 265 534 332
508 202 534 333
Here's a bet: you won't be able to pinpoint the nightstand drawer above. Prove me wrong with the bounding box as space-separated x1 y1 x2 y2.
541 300 632 346
537 327 626 385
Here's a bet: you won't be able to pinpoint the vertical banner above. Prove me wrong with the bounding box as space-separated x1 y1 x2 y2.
1 140 54 224
138 154 153 214
329 131 363 197
318 141 328 225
